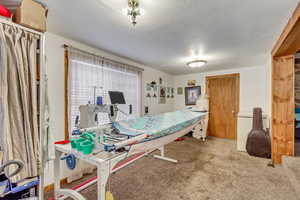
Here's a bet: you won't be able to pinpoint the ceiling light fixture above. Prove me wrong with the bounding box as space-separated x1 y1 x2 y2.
124 0 144 26
187 60 207 68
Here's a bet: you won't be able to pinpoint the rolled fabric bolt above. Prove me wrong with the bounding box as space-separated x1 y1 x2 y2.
114 134 148 149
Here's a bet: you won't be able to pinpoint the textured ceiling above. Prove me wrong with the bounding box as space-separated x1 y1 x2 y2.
37 0 299 74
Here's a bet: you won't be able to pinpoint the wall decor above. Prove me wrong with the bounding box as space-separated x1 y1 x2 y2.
159 77 163 85
171 88 174 98
150 81 157 86
177 87 183 95
146 83 152 91
145 106 149 114
185 86 201 105
159 86 166 104
187 80 196 86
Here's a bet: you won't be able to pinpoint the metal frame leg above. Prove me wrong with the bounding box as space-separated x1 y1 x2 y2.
54 150 63 199
202 116 208 141
154 146 178 163
193 119 208 141
97 161 110 200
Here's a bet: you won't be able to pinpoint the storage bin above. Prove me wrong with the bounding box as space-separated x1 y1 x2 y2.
14 0 48 32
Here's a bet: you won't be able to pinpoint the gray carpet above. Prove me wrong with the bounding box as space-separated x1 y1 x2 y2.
283 156 300 199
45 137 297 200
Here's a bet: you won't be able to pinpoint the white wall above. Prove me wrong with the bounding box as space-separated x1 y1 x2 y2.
173 66 270 115
44 32 174 185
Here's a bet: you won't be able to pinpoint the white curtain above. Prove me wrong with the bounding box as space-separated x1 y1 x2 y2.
0 23 40 181
68 48 142 134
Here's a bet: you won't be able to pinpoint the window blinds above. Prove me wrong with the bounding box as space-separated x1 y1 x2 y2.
68 48 142 132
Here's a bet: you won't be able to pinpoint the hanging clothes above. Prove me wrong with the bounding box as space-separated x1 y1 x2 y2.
0 23 40 182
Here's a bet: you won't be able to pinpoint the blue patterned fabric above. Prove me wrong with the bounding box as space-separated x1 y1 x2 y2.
113 110 207 141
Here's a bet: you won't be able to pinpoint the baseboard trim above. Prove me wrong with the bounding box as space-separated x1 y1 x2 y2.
44 178 68 193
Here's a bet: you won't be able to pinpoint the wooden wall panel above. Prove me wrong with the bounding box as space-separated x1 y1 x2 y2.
64 50 70 140
272 55 295 164
274 19 300 57
272 2 300 56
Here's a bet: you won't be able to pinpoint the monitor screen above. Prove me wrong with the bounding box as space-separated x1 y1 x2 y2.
108 91 126 104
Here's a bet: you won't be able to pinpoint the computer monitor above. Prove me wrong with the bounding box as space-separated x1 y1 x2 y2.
108 91 126 104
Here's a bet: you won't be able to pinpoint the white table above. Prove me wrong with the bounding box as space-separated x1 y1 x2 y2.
54 144 129 200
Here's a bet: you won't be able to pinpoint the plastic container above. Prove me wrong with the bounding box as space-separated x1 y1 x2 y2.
80 141 94 155
81 132 95 141
70 139 77 149
0 5 12 18
74 138 86 151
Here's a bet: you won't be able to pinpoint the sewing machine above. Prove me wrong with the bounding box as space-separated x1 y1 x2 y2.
71 91 144 153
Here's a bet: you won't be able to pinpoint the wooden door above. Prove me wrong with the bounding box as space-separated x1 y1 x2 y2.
272 55 295 164
206 74 240 139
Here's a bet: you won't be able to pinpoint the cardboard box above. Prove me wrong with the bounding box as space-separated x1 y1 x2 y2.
14 0 48 32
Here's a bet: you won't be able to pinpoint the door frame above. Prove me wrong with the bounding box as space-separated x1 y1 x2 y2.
271 2 300 164
206 73 240 139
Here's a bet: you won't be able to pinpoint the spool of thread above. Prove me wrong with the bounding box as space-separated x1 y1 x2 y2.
96 96 103 105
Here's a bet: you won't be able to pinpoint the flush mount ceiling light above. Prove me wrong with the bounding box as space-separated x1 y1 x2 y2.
187 60 207 68
123 0 144 26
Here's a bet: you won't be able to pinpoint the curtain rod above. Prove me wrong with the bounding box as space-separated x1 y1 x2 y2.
0 18 43 36
63 44 144 72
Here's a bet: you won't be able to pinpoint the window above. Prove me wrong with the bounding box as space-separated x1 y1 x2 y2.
66 48 142 135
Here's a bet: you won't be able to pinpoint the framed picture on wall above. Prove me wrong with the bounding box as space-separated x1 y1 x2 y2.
185 86 201 105
159 86 166 104
177 87 183 95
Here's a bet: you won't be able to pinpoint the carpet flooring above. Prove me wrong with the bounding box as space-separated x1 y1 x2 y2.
45 137 298 200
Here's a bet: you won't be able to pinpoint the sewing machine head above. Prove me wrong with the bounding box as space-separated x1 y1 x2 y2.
78 104 118 129
77 91 131 129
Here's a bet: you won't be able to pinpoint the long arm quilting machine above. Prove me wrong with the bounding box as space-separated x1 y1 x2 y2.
53 92 208 200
